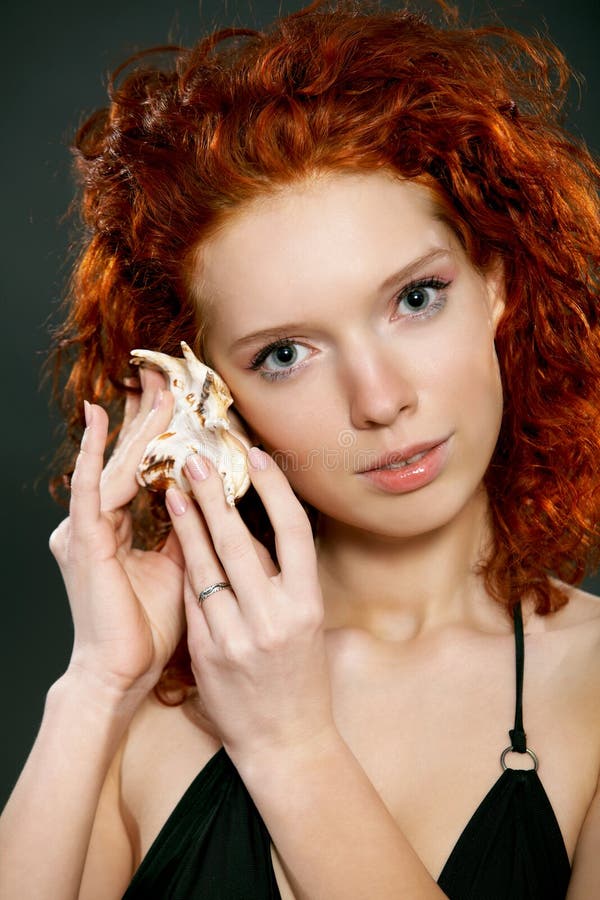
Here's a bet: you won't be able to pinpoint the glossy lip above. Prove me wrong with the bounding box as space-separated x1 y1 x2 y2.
357 435 452 473
357 437 452 495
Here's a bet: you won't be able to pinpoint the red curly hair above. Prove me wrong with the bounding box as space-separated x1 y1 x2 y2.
50 0 600 701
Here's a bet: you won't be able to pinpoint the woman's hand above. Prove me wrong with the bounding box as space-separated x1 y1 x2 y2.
164 448 335 764
49 369 186 700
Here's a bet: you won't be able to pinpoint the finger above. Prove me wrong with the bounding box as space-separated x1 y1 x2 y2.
115 367 166 450
183 454 269 604
99 387 174 512
160 528 185 569
165 486 243 643
182 571 213 657
246 447 318 589
69 403 109 538
114 377 141 448
137 366 167 418
250 533 279 578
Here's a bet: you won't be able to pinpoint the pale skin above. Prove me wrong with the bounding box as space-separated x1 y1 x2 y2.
1 172 599 899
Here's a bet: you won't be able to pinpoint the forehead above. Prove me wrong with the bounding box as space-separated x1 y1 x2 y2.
191 171 451 331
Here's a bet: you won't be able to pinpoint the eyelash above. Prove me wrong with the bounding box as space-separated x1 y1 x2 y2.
395 276 450 319
248 276 451 382
248 338 307 381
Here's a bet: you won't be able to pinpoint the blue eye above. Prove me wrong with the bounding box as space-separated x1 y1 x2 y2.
247 276 451 383
269 344 297 367
396 277 450 317
249 339 311 381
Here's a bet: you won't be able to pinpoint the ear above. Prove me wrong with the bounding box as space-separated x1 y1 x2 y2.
484 257 506 335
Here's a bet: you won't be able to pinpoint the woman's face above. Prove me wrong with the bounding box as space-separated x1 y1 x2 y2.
195 171 505 539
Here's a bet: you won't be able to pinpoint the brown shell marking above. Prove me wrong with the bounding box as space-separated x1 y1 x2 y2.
129 341 251 505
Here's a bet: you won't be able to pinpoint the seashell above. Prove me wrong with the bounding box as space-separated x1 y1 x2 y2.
130 342 251 506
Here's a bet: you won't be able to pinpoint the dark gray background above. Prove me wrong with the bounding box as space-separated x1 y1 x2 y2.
2 0 599 808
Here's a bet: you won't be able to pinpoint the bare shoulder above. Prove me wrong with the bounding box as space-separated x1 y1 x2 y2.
526 580 600 641
523 580 600 722
553 580 600 623
554 589 600 897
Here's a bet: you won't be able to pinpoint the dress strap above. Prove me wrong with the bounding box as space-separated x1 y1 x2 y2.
509 601 527 752
500 601 539 771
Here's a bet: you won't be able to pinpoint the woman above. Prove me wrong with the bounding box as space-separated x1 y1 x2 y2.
1 1 599 897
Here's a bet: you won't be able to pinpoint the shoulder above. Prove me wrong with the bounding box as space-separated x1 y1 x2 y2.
551 580 600 626
523 581 600 693
562 591 600 898
526 580 600 760
525 580 600 640
521 581 600 746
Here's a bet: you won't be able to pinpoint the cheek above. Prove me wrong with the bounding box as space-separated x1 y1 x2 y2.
234 393 328 460
233 389 348 501
443 344 501 400
442 333 504 449
439 299 503 393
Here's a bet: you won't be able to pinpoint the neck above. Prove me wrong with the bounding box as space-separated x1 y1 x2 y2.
315 488 510 641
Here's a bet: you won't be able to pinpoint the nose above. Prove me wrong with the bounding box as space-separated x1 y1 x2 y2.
341 339 418 430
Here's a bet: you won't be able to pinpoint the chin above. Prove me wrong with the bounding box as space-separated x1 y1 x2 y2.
310 476 487 541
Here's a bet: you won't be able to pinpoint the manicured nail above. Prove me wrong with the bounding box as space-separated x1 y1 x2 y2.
152 389 163 411
84 400 92 427
186 454 209 480
166 487 188 516
248 446 268 470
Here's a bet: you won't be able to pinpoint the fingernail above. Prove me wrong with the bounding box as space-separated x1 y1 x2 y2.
248 446 268 470
186 454 209 481
152 389 163 411
84 400 92 427
166 487 188 516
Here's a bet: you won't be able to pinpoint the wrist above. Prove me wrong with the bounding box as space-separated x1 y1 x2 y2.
51 664 150 724
229 724 345 786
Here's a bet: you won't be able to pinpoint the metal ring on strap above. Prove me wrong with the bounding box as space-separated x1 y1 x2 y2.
500 745 539 772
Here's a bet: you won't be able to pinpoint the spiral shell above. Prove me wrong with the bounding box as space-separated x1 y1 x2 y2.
130 342 250 506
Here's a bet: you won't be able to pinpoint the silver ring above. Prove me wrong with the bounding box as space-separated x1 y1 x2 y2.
500 745 539 772
198 581 232 605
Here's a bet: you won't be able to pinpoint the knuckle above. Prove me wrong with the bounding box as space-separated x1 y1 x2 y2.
221 636 252 664
254 621 284 653
294 597 324 630
305 603 325 630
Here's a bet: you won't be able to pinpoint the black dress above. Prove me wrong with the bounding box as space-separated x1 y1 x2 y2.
123 603 571 899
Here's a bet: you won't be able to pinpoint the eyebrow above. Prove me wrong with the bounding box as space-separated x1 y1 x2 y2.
228 247 451 352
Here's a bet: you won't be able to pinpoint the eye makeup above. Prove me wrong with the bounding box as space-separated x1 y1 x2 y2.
394 276 451 319
246 273 453 382
248 337 312 381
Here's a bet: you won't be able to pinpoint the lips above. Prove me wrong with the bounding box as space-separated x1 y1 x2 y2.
359 437 450 473
358 437 452 495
